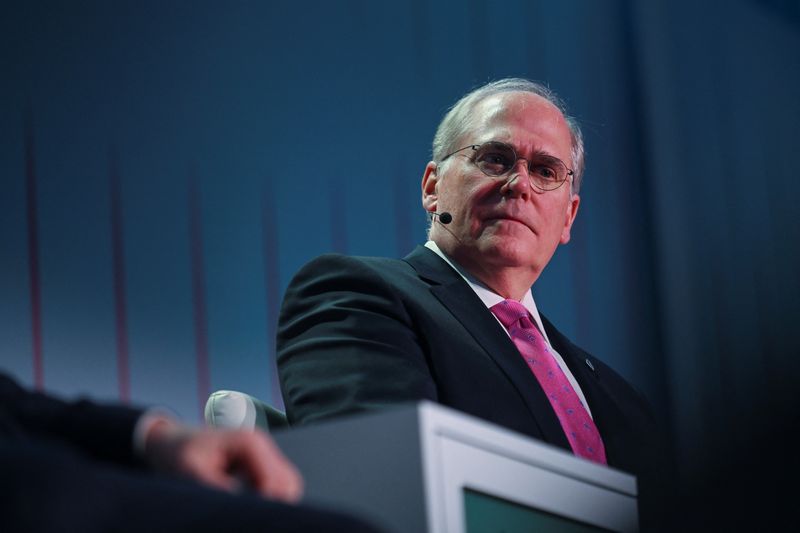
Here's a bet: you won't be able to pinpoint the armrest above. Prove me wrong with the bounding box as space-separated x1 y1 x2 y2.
204 390 288 431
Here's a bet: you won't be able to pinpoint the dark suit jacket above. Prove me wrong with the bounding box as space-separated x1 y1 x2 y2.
0 371 382 533
0 371 143 465
278 246 668 524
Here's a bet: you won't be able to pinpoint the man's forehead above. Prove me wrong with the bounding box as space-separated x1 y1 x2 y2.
465 92 571 148
476 92 565 126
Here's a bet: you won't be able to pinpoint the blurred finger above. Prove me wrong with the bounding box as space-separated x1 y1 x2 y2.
237 432 303 503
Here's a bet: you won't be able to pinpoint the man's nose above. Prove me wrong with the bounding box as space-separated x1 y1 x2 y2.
502 160 532 198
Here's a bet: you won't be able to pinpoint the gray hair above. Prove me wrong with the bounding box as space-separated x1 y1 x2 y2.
431 78 585 193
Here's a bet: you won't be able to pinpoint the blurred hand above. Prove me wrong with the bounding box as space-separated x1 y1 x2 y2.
142 417 303 503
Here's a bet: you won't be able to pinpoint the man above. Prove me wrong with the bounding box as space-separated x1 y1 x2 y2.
277 79 667 528
0 371 380 532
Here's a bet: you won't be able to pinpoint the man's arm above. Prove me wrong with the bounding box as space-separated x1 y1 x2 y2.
0 372 302 502
277 254 438 424
142 416 302 502
0 372 141 465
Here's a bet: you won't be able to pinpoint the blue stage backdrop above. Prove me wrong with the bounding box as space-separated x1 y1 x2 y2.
1 0 798 491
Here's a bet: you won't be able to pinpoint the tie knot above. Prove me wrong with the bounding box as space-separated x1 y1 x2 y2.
490 299 530 328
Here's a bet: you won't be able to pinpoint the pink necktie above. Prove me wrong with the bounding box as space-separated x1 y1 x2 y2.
490 299 607 464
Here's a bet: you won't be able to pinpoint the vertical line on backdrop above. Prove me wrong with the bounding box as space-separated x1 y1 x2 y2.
24 110 44 389
616 0 669 416
330 181 348 253
524 0 550 79
109 147 131 403
189 172 211 420
467 0 490 81
409 0 430 82
570 217 592 343
394 160 413 257
261 179 283 410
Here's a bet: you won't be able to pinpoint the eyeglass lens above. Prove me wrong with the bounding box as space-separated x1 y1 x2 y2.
473 142 567 189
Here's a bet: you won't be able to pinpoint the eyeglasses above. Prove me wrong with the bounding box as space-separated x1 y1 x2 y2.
440 141 573 191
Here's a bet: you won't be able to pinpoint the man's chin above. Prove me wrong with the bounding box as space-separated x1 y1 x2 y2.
477 238 538 268
484 218 534 235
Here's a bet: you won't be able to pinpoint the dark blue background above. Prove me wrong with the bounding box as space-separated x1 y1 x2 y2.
2 0 798 500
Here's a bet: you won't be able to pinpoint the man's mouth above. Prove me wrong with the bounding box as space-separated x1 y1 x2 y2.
486 215 535 233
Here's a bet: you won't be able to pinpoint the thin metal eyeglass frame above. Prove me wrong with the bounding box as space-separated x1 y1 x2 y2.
439 141 574 191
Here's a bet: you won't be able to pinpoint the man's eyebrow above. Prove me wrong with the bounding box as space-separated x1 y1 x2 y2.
532 151 561 160
487 140 564 162
524 148 561 160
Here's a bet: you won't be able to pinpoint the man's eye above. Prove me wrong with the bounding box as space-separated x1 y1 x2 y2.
531 164 557 180
477 152 512 172
480 152 508 163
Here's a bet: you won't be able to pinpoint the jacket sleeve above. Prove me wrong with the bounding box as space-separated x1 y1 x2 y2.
0 372 144 466
277 254 438 425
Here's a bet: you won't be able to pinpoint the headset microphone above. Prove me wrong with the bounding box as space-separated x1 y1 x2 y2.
431 211 462 244
433 212 453 224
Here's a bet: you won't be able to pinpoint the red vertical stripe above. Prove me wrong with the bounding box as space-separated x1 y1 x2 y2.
109 149 131 403
24 120 44 390
261 180 283 410
189 175 211 421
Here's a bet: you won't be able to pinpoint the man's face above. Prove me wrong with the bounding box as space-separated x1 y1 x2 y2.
422 92 580 285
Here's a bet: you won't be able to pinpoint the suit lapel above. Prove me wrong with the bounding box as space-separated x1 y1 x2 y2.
542 315 622 459
404 246 571 451
540 315 600 390
542 315 603 404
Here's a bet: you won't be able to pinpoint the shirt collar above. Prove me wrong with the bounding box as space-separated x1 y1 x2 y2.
424 241 552 345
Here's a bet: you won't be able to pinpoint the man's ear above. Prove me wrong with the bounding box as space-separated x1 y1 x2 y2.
559 193 581 244
421 161 439 214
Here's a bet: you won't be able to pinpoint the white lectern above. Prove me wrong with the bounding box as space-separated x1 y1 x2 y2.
273 401 638 533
